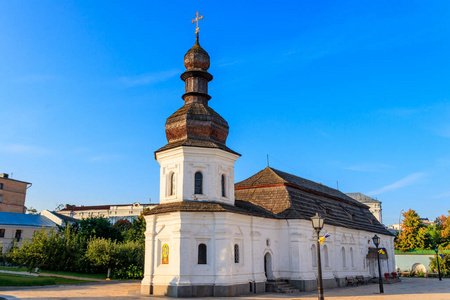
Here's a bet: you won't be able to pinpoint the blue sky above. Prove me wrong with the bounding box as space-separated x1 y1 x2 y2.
1 1 449 225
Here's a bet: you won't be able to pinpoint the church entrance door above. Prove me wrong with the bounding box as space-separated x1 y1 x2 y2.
264 252 273 280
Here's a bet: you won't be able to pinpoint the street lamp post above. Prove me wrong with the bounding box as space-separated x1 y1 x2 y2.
311 213 325 300
435 246 442 281
372 235 384 294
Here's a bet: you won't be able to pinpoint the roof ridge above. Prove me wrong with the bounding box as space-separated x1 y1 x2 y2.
265 167 289 183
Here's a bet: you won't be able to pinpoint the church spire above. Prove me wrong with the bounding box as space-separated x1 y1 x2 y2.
181 32 212 105
155 13 239 156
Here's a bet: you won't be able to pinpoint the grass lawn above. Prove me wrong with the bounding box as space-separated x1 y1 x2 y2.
0 266 106 280
39 270 107 280
0 274 92 286
0 266 29 272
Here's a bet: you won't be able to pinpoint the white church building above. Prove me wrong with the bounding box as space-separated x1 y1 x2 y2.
141 31 395 297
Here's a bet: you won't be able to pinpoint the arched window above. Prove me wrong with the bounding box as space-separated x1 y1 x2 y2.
169 173 176 196
342 247 347 267
323 245 329 268
198 243 207 264
234 244 239 263
221 175 226 197
350 247 354 267
195 172 203 194
311 244 317 267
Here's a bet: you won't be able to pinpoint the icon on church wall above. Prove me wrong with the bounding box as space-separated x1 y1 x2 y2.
162 244 169 264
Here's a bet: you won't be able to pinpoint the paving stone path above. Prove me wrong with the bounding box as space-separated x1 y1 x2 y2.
0 277 449 299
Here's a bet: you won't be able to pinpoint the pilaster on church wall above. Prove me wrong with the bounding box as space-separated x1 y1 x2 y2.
212 212 233 284
186 212 215 284
142 215 156 286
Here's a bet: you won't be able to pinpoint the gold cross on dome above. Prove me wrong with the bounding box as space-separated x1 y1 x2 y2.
191 11 204 34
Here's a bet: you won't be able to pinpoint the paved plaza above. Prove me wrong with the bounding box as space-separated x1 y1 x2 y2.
0 278 449 300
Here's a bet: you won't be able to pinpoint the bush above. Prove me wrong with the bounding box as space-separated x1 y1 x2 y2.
112 264 143 279
9 227 87 272
8 219 145 277
84 238 144 274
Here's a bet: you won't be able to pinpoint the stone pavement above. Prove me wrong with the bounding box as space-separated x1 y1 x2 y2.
0 278 449 300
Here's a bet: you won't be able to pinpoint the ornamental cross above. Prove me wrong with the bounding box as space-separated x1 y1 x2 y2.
191 11 204 34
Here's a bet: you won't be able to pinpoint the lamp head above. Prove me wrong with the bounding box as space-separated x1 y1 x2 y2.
311 213 324 230
372 235 380 247
435 246 439 253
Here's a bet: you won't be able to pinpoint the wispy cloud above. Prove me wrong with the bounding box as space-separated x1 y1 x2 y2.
0 143 50 155
89 154 122 162
118 69 181 87
343 163 391 172
367 172 426 196
433 191 450 199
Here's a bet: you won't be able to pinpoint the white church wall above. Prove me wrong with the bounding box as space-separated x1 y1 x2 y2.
144 212 395 285
142 208 396 296
156 147 239 205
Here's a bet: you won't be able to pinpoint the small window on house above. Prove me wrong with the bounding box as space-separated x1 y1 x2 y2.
0 229 5 238
170 173 176 196
15 230 22 241
198 243 207 264
0 183 3 189
234 244 239 263
221 175 226 197
0 195 2 203
195 172 203 194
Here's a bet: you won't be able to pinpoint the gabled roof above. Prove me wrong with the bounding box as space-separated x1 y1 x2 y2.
0 212 55 227
47 211 78 223
235 167 364 207
234 167 392 236
59 203 154 212
346 192 381 204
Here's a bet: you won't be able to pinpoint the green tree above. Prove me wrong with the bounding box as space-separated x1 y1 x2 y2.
26 207 38 215
436 212 450 249
77 217 123 242
10 227 87 272
395 209 425 251
427 224 442 248
429 251 449 273
124 212 147 243
114 219 132 232
84 238 144 277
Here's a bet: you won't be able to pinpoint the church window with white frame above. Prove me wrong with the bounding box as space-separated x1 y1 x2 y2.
198 243 207 264
221 174 226 197
350 247 355 267
195 172 203 194
169 172 176 196
342 247 347 267
234 244 239 263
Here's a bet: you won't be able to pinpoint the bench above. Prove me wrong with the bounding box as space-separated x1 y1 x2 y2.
356 275 369 285
346 276 358 286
